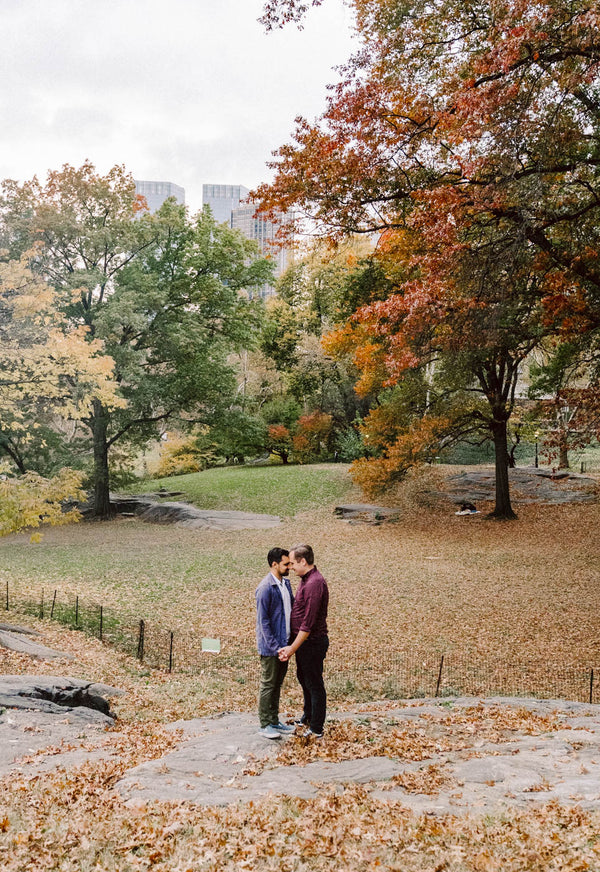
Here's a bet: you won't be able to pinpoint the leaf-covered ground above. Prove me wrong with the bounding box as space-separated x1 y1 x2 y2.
2 711 600 871
1 468 600 868
1 491 599 704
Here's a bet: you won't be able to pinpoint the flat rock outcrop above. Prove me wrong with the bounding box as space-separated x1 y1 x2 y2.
107 494 282 530
116 698 600 814
0 624 73 660
0 675 123 777
0 674 121 722
335 504 401 521
446 467 598 505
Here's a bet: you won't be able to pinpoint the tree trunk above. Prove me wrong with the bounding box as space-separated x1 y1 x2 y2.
92 400 113 519
0 437 26 474
558 436 570 470
489 416 517 520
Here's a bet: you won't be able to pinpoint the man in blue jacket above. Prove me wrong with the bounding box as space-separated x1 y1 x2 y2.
255 547 295 739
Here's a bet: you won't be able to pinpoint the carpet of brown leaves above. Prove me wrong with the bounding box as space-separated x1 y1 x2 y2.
1 498 600 868
2 766 600 870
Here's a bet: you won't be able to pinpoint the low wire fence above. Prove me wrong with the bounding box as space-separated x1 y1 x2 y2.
3 580 599 705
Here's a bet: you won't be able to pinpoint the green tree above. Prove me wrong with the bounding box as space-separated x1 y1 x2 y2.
0 249 119 534
259 240 377 437
207 409 268 463
0 164 272 516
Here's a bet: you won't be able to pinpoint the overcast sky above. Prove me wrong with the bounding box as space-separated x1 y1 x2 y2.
0 0 356 213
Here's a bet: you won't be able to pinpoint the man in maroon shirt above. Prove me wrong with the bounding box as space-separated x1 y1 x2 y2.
278 543 329 738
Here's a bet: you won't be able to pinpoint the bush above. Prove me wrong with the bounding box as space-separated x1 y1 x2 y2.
292 411 333 463
0 468 85 537
152 432 216 478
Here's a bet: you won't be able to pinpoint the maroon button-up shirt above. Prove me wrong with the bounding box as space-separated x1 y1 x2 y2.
290 566 329 637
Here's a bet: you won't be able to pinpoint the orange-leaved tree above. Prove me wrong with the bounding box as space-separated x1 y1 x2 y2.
267 424 293 464
257 0 600 518
292 411 333 462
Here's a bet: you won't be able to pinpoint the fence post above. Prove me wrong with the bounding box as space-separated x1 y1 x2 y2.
169 631 174 673
435 655 445 697
5 580 8 611
50 590 57 620
137 619 145 661
39 589 44 620
590 668 594 705
75 596 79 627
99 605 103 641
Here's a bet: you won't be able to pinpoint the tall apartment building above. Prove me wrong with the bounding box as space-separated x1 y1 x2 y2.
135 180 185 213
202 183 290 298
202 183 249 225
231 204 290 284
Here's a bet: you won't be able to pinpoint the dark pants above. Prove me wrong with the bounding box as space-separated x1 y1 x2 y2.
259 655 288 728
296 635 329 734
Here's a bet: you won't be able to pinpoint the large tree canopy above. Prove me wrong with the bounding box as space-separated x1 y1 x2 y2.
1 164 272 517
257 0 600 517
0 248 120 473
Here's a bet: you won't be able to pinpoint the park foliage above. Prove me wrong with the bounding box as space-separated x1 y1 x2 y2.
0 163 273 524
2 1 600 528
256 0 600 517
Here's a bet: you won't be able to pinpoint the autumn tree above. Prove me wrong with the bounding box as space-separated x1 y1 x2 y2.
0 248 119 463
257 0 600 517
259 239 378 444
529 339 600 468
293 410 333 462
327 224 557 515
267 423 293 463
1 164 271 517
0 249 122 533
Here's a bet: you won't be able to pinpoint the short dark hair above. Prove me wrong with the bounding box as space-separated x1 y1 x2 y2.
290 544 314 565
268 547 289 567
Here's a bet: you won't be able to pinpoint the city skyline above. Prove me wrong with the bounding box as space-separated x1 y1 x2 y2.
0 0 356 215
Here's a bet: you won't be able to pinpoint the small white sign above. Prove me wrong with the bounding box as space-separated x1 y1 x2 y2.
201 637 221 653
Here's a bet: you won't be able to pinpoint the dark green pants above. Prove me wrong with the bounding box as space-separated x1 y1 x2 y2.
259 655 288 728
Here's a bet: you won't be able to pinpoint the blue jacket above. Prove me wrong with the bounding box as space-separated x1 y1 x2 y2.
255 573 294 656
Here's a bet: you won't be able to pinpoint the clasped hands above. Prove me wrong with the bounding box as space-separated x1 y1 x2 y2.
278 646 293 661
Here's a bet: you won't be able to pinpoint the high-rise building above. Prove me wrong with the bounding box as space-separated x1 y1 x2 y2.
202 183 292 298
231 204 290 291
202 184 249 225
135 180 185 213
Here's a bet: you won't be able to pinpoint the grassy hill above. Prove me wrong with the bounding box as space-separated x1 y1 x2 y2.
132 462 359 516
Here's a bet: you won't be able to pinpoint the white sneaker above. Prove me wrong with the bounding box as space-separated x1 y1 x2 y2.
259 725 282 739
272 722 295 733
301 728 324 739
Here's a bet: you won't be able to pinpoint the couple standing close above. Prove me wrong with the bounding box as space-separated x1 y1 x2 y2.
255 545 329 740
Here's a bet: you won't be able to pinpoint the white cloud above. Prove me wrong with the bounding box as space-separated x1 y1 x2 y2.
0 0 356 212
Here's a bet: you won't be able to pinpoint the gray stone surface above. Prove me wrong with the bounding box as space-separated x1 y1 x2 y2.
117 712 407 806
108 493 281 530
0 622 39 635
444 467 598 505
0 627 73 660
335 504 401 520
5 691 600 817
116 698 600 814
0 674 121 722
0 675 124 777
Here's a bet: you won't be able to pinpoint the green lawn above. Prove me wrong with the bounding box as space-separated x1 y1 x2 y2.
133 462 359 516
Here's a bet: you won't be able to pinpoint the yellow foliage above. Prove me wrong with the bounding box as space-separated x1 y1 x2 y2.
0 251 124 433
152 431 212 478
0 469 86 537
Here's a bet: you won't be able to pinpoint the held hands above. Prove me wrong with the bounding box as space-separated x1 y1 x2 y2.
278 646 293 661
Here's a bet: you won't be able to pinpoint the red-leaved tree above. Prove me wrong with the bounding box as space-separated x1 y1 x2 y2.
257 0 600 518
